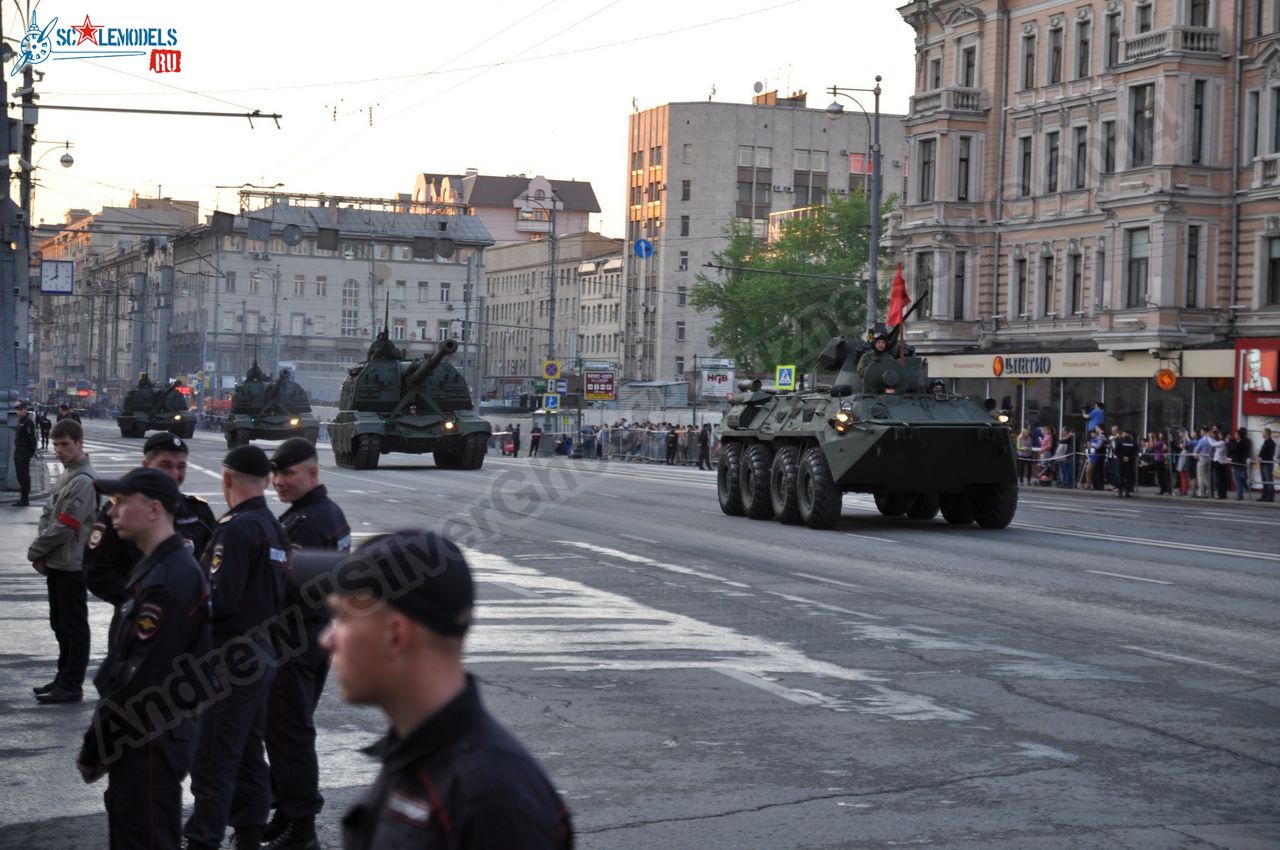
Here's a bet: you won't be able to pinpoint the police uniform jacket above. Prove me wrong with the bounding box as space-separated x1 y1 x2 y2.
342 676 573 850
80 533 210 769
202 495 290 645
279 484 350 624
86 494 216 606
14 414 36 453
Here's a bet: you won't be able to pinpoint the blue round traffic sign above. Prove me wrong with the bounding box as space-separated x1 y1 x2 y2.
634 239 654 259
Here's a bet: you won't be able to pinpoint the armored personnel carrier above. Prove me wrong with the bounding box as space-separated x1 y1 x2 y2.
117 374 196 439
715 327 1017 530
328 330 491 470
223 362 320 448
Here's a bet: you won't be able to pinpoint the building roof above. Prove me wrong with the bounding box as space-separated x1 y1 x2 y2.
215 203 494 246
418 173 601 213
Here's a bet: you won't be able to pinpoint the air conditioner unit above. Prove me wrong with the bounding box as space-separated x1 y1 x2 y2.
253 252 270 261
445 303 454 311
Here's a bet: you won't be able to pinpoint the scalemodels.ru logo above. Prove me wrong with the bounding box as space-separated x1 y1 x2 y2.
9 11 182 76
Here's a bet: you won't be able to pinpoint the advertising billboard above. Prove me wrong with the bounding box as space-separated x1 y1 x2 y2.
584 371 615 401
1236 338 1280 417
700 368 735 399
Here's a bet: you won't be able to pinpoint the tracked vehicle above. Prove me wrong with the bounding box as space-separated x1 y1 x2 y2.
716 327 1017 530
117 375 196 439
223 362 320 448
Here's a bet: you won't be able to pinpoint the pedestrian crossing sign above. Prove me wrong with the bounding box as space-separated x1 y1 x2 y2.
775 365 796 390
543 393 560 411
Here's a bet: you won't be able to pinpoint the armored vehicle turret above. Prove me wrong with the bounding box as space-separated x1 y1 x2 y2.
223 362 320 448
117 374 196 439
328 331 491 470
715 322 1017 530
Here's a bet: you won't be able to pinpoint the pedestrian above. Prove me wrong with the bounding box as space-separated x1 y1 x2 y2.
1149 431 1170 495
184 445 292 850
529 424 542 457
1114 428 1138 498
1016 428 1033 485
1081 401 1105 436
57 403 81 423
1175 429 1193 496
1258 427 1275 502
37 406 52 450
698 423 712 470
264 438 351 850
665 424 679 465
1228 427 1252 501
1059 426 1077 488
84 432 217 621
76 468 211 850
512 424 522 457
1208 426 1229 499
1038 426 1054 481
27 418 97 703
1085 428 1104 490
12 401 36 506
298 531 574 849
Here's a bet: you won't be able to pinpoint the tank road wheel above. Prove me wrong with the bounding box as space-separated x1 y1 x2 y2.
232 428 251 448
463 433 487 469
796 446 842 530
119 425 131 438
353 434 382 470
332 439 354 469
180 422 196 439
302 427 320 444
717 442 744 516
132 423 147 438
739 442 775 519
973 482 1018 529
938 493 975 526
769 446 801 525
874 493 906 517
904 492 940 521
433 439 464 469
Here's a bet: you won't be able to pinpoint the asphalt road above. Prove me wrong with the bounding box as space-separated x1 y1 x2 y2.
1 420 1277 849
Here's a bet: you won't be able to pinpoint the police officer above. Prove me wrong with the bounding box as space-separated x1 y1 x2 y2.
37 406 52 449
184 445 291 850
1115 428 1139 498
298 531 573 850
85 432 216 617
77 468 211 849
13 401 36 506
263 438 350 850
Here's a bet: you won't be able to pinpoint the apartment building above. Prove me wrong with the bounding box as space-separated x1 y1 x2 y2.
413 171 600 244
894 0 1280 434
624 90 909 382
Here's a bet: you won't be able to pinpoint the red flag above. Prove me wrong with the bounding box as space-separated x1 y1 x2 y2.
887 263 910 327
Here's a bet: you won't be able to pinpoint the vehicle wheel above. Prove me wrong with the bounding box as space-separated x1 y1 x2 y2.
129 423 146 438
739 442 774 519
973 482 1018 529
332 441 354 469
796 446 842 529
769 445 801 524
180 423 196 439
233 429 251 447
302 427 320 444
904 492 940 520
874 492 906 517
353 434 382 470
717 442 744 516
938 493 975 525
463 433 487 469
434 437 464 469
119 426 132 438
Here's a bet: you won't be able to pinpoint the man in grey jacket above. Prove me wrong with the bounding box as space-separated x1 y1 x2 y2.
28 419 97 704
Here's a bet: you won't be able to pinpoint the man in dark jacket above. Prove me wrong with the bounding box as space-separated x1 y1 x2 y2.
297 532 573 850
13 401 36 505
697 423 712 470
1259 428 1275 502
1114 429 1138 498
665 425 679 465
1228 427 1252 501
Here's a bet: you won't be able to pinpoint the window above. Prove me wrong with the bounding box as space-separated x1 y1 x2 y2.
1106 12 1121 68
1048 27 1063 84
392 318 406 340
1022 34 1037 89
675 356 685 376
678 286 688 306
315 275 327 298
1076 20 1092 79
961 46 977 87
1186 225 1201 307
682 143 693 164
1246 90 1260 160
1042 254 1056 316
680 215 690 237
1069 253 1084 314
678 251 689 271
1126 228 1150 308
1268 238 1280 305
737 146 771 167
341 279 360 336
929 56 942 89
1073 126 1089 188
681 179 691 201
436 321 450 342
1191 79 1207 164
957 136 972 201
1046 131 1060 193
676 321 686 341
1018 136 1033 197
1189 0 1210 27
919 138 936 202
915 251 934 319
1273 89 1280 152
249 275 261 295
440 282 451 301
293 275 305 296
953 251 967 320
1103 120 1117 172
290 313 305 336
1015 258 1029 316
417 281 430 302
394 280 407 303
225 271 236 294
1131 84 1155 167
1136 3 1153 33
416 320 428 339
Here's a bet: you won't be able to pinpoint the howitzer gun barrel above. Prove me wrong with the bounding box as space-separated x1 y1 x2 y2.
406 338 459 385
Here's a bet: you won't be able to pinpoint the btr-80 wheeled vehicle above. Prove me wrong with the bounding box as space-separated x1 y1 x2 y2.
328 331 491 470
716 328 1017 530
117 374 196 439
223 362 320 448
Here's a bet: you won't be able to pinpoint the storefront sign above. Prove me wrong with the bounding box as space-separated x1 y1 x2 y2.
992 355 1052 377
584 371 615 401
1236 338 1280 417
700 368 734 399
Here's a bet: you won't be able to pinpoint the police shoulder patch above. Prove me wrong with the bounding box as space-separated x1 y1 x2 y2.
134 602 163 639
87 525 105 549
210 544 224 573
218 514 234 525
387 790 433 826
269 547 288 563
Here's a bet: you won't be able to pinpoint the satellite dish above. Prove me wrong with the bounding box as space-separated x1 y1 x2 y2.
753 81 764 93
281 224 303 246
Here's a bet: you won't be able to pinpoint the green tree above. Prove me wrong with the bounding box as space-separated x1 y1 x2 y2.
690 191 891 371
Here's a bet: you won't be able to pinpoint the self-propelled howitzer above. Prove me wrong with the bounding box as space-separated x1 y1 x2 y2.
715 314 1017 530
328 334 491 470
223 363 320 448
117 374 196 439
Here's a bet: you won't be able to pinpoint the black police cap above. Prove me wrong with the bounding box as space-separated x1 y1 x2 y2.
144 431 189 455
223 444 272 477
271 437 318 472
291 531 473 637
95 467 183 514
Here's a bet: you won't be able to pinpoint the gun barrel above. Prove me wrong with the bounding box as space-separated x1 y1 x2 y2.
407 338 459 385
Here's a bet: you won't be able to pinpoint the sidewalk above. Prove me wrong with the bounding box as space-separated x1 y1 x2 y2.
0 449 51 506
1016 478 1279 507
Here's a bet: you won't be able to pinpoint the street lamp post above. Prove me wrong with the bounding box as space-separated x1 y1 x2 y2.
520 192 559 362
827 77 883 329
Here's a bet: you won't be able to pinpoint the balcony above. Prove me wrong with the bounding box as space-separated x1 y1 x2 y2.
908 86 987 117
1254 154 1280 189
1122 26 1225 63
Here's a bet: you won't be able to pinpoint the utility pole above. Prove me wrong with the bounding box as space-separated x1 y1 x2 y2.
239 299 247 377
547 201 558 362
270 264 281 375
1 8 21 486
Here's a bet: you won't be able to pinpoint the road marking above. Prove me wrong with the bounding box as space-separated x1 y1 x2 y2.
843 532 896 544
1084 570 1173 586
1179 513 1275 526
511 554 586 561
1014 521 1280 563
559 541 752 588
714 668 829 706
764 590 884 620
321 468 418 491
618 533 658 545
793 572 862 591
487 580 541 598
1121 645 1257 677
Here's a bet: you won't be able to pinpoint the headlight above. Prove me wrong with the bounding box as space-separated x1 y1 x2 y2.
173 414 182 421
443 419 457 431
290 417 300 426
997 412 1011 424
828 408 854 433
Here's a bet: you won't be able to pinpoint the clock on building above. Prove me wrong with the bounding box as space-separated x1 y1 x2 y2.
39 260 75 295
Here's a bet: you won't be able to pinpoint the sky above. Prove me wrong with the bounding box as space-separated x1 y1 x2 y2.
13 0 918 238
